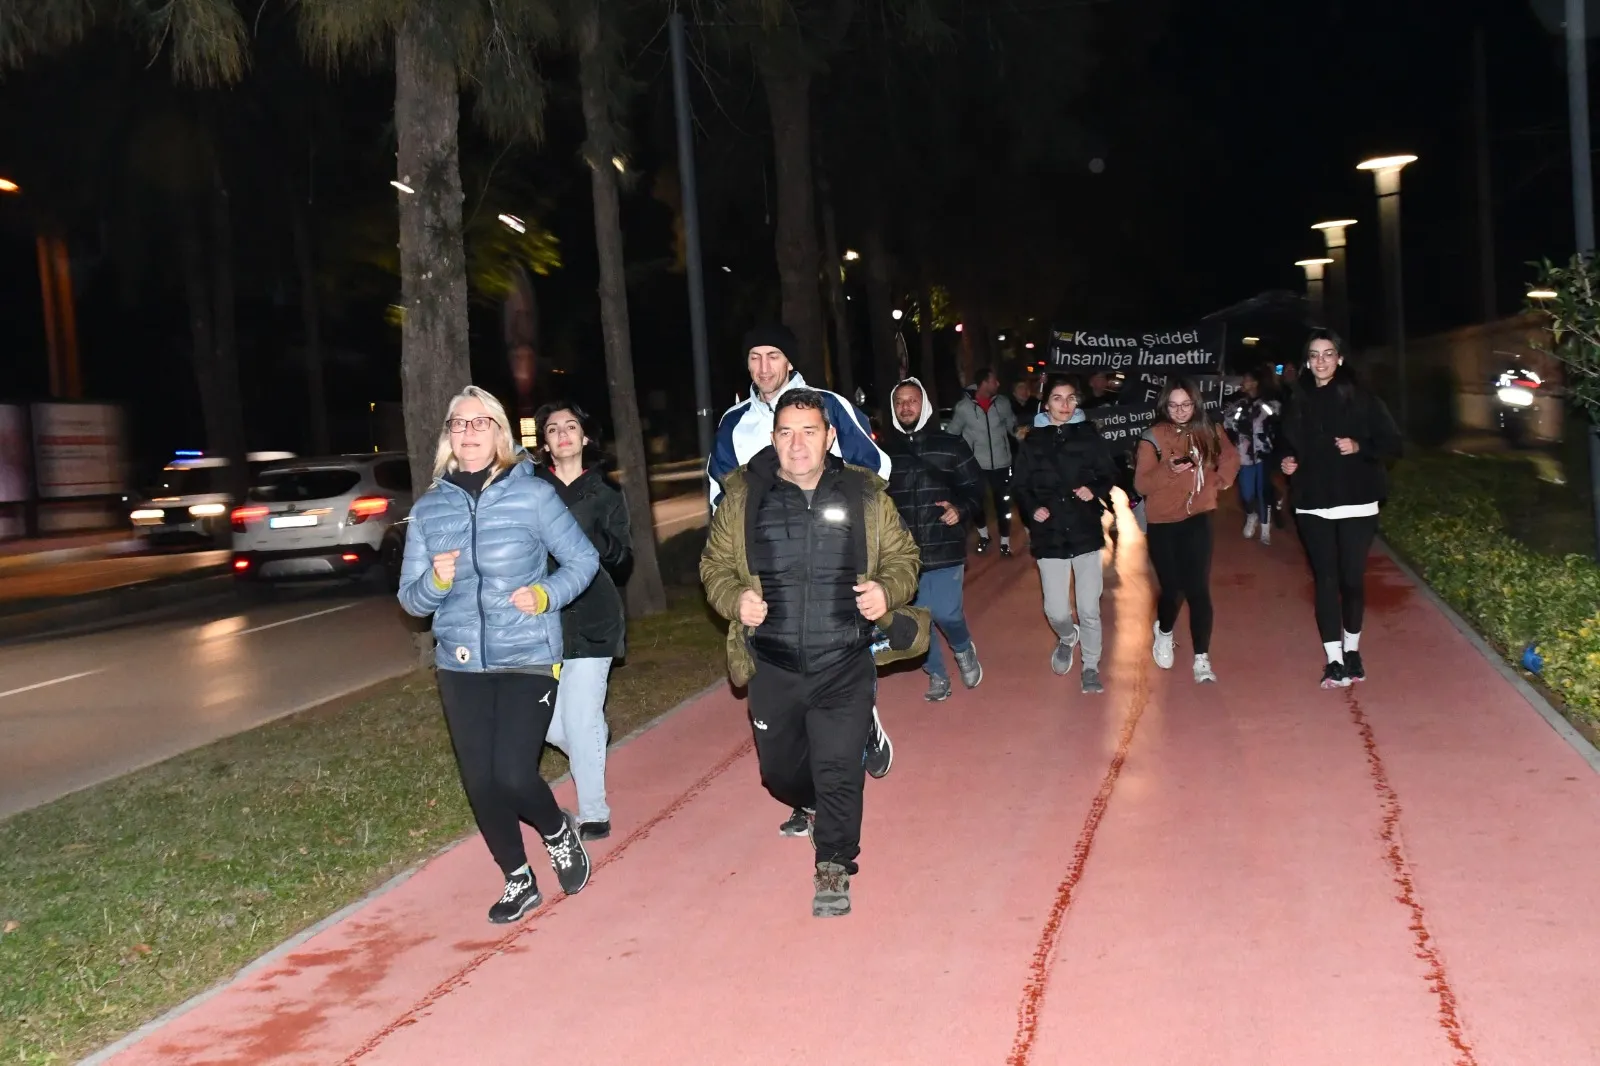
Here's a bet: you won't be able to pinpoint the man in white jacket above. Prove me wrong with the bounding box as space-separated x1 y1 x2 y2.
946 367 1020 556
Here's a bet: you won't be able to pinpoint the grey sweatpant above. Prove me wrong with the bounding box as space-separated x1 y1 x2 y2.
1037 552 1104 670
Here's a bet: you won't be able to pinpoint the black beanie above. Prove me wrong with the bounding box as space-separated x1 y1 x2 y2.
742 324 798 360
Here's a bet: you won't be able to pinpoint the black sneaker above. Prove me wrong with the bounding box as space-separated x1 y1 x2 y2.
578 820 611 841
542 812 591 896
779 807 814 837
487 869 542 924
998 543 1013 558
976 537 992 555
1344 651 1366 683
1320 661 1351 690
863 705 893 779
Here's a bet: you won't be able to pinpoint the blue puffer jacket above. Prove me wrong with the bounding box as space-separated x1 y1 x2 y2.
398 460 600 672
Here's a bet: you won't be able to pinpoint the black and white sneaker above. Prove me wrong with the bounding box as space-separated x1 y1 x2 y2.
1320 661 1351 690
1344 651 1366 683
976 537 992 555
487 868 542 924
779 807 814 837
998 543 1013 558
542 812 591 896
863 706 893 779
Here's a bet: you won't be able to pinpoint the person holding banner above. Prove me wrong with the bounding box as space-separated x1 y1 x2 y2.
1279 329 1402 689
1134 377 1239 684
1012 374 1118 694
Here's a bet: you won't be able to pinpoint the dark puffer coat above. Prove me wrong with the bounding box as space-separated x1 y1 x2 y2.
882 379 986 572
534 462 631 659
1011 417 1117 559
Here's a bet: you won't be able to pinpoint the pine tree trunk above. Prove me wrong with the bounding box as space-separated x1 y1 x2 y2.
759 64 826 384
817 167 854 399
179 206 225 461
863 224 898 407
395 18 471 501
209 162 248 500
579 2 667 617
290 191 330 454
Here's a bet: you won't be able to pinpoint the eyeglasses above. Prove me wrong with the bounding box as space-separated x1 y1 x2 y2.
446 416 495 433
1307 350 1340 362
1167 401 1195 412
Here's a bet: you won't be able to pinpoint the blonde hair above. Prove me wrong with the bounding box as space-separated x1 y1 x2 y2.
432 385 519 482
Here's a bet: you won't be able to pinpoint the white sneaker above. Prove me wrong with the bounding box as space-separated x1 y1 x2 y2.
1194 653 1217 684
1260 523 1272 546
1152 622 1175 670
1243 514 1259 539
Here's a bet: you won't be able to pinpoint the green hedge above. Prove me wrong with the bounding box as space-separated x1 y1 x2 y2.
1383 456 1600 721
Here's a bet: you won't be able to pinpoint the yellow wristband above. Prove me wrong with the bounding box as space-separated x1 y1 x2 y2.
531 585 549 614
432 572 452 592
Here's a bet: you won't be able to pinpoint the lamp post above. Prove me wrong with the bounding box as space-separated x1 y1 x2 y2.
1295 258 1334 325
1311 219 1357 338
1357 154 1418 435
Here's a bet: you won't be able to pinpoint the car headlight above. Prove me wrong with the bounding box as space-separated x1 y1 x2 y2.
1496 387 1534 408
189 503 228 517
130 509 164 523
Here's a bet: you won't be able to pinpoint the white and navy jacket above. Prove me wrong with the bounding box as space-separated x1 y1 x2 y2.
707 370 891 510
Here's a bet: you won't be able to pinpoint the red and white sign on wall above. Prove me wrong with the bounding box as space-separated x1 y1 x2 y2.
30 403 124 499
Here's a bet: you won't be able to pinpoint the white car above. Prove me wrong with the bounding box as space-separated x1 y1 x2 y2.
130 451 296 546
230 452 413 587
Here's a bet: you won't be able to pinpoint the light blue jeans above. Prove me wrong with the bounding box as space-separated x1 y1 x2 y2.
546 657 612 823
914 565 974 681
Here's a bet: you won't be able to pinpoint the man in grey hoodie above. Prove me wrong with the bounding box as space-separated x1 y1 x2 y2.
947 367 1021 556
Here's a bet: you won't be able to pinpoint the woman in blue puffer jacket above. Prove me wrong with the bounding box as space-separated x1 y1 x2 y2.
399 385 600 924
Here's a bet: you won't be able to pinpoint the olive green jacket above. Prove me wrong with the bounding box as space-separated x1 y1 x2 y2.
699 462 929 686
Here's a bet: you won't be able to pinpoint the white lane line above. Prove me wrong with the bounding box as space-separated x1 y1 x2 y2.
234 602 360 638
0 670 103 701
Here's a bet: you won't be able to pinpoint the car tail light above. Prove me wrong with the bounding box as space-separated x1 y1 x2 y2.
341 552 361 563
347 496 390 524
231 505 268 532
233 557 251 571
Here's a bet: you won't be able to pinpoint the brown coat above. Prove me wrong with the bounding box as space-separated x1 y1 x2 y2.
1133 422 1240 525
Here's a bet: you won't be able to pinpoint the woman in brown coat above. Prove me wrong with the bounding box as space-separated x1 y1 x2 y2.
1133 377 1240 683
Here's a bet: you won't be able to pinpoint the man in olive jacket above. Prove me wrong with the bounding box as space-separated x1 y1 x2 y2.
700 389 923 918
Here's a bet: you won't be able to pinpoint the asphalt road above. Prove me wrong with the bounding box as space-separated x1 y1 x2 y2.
0 590 418 819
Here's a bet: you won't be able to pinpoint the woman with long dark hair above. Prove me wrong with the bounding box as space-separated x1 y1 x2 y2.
398 386 600 923
533 401 631 840
1279 329 1402 688
1133 377 1240 683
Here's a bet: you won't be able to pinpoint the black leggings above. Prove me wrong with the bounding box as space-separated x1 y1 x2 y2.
436 669 565 876
980 467 1014 538
1146 512 1214 654
1297 513 1379 643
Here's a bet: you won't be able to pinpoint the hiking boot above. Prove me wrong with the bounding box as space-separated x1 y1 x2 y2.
863 706 893 779
1343 651 1366 683
812 861 852 918
924 673 953 702
1243 514 1260 539
1050 628 1080 675
1152 622 1176 670
578 820 611 841
953 642 983 689
487 868 542 924
779 807 814 837
1321 661 1351 689
1193 653 1217 684
1081 667 1104 694
976 537 992 555
542 812 591 896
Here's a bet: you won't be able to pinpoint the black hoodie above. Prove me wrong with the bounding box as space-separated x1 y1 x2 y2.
533 463 631 659
1280 381 1402 511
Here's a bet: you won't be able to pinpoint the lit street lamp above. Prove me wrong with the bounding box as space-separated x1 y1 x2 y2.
1295 258 1334 325
0 178 19 194
1311 219 1357 337
1357 153 1417 434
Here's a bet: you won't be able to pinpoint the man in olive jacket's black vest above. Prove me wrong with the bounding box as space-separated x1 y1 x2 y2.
882 378 987 703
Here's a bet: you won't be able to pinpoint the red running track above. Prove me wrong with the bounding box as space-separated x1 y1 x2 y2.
105 504 1600 1065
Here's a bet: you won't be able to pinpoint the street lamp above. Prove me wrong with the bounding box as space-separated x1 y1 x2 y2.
1357 153 1417 434
843 250 861 262
1311 219 1357 337
1295 258 1334 325
1527 288 1559 301
891 309 904 321
0 178 18 194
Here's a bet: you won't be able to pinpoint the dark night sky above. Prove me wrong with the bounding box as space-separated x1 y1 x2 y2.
0 0 1585 472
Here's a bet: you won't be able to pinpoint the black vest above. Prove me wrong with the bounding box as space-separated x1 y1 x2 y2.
745 454 873 675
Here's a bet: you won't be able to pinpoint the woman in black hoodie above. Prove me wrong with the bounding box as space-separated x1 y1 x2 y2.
1279 330 1402 689
534 401 632 839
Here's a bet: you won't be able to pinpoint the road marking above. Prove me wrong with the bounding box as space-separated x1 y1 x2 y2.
0 670 102 701
234 602 359 637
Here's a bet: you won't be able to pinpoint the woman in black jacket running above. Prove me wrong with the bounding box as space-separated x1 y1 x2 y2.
1279 329 1403 689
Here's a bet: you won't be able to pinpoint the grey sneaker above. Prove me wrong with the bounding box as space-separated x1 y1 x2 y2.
924 673 953 702
812 861 852 917
1081 667 1104 694
952 642 983 689
1050 627 1080 675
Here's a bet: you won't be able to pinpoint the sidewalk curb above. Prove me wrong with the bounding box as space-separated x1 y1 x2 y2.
1377 537 1600 776
0 571 233 644
76 676 730 1066
0 540 141 576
